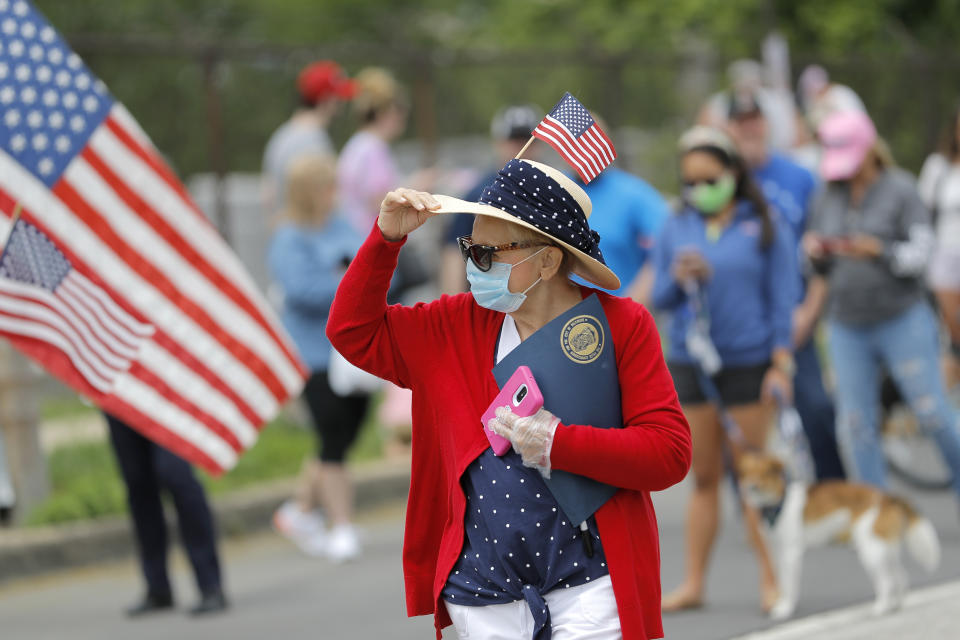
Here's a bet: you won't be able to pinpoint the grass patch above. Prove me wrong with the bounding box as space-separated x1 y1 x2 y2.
39 395 99 422
24 407 385 527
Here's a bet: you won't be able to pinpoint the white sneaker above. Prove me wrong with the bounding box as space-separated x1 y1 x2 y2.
325 524 361 563
298 529 330 558
272 501 325 554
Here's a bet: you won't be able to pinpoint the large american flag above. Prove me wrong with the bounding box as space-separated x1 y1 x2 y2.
532 92 616 183
0 0 308 473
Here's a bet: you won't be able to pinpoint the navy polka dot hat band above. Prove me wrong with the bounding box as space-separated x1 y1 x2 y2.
430 159 621 290
478 160 605 265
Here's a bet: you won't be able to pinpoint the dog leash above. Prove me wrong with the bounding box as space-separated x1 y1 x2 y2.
683 280 752 500
772 390 816 486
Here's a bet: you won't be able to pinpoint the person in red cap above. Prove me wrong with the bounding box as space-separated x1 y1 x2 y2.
261 60 356 217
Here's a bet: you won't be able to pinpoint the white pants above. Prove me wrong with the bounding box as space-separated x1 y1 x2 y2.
444 575 622 640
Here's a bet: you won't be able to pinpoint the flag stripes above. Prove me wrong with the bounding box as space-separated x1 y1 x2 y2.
0 2 304 473
63 155 299 398
96 118 302 368
0 156 289 473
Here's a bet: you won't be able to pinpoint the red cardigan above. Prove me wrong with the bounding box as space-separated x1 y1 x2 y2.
327 224 691 639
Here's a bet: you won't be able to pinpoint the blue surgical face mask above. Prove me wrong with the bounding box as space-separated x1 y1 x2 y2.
466 248 545 313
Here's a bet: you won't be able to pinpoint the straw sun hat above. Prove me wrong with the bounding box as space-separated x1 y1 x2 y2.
432 158 620 291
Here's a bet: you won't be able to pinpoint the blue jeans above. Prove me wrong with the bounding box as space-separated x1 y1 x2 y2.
793 340 845 480
829 302 960 496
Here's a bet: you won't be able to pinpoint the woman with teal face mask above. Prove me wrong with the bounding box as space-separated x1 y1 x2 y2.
654 126 800 614
326 154 692 640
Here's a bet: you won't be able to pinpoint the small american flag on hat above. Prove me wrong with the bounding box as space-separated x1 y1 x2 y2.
532 92 616 183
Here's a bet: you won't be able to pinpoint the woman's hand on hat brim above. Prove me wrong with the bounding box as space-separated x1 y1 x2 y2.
378 188 441 242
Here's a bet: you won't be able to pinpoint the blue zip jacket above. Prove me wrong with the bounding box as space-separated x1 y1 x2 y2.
268 216 363 372
651 201 798 367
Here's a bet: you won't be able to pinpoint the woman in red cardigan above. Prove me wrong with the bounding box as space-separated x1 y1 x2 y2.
326 158 691 639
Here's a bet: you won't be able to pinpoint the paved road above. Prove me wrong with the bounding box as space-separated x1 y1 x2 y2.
656 477 960 639
1 478 958 639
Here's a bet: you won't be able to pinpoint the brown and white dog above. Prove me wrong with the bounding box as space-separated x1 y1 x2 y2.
738 451 941 620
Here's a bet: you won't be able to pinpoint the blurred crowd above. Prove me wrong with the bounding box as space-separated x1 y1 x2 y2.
261 53 960 565
84 50 960 619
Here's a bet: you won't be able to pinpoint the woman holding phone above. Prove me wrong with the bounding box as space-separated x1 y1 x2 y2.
653 126 798 613
804 110 960 498
326 156 690 640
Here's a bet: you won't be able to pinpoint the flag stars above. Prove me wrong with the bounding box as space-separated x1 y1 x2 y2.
3 108 19 126
47 47 62 65
37 157 53 175
8 39 23 57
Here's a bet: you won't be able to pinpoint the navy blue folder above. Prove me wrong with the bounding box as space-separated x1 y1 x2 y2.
493 294 621 525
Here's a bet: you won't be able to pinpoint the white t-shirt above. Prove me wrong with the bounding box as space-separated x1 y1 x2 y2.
918 153 960 251
496 315 521 364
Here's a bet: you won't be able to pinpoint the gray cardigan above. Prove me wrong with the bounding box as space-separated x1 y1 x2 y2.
810 168 934 327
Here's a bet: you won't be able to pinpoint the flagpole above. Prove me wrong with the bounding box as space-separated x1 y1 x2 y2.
514 136 535 160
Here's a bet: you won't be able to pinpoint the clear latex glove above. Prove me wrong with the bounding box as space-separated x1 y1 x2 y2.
489 406 560 478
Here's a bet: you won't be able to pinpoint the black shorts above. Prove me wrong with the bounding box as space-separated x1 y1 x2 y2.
302 372 372 463
668 361 770 407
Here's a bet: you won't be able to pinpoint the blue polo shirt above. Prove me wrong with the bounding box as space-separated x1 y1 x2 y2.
651 201 799 366
579 168 669 295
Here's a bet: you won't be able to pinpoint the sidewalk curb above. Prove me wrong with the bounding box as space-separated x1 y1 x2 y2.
729 580 960 640
0 457 410 584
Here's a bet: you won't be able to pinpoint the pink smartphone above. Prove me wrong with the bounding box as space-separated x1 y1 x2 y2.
481 366 545 456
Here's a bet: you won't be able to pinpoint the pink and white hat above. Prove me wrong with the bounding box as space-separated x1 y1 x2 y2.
818 110 877 181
